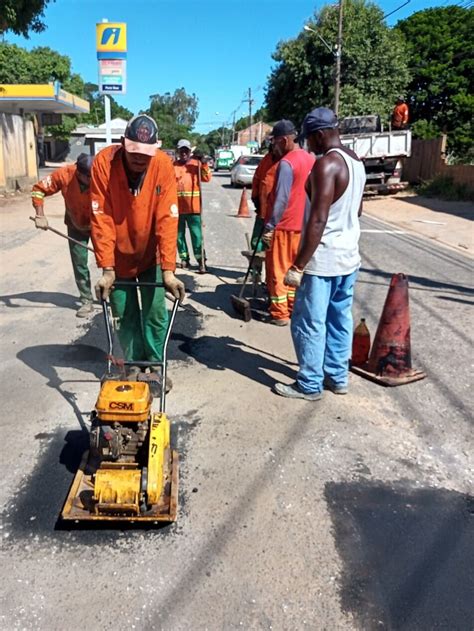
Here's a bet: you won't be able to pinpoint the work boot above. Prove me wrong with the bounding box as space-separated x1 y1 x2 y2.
274 382 322 401
323 378 348 395
267 317 290 327
178 260 190 270
198 260 208 274
76 302 93 318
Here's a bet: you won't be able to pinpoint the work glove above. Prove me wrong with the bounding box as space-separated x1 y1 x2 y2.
34 215 49 230
163 270 186 303
95 269 116 301
284 266 304 288
261 229 274 249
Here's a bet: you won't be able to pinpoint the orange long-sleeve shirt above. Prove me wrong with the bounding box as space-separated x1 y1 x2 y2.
173 158 211 214
90 145 179 278
31 164 91 232
252 152 280 219
392 103 409 128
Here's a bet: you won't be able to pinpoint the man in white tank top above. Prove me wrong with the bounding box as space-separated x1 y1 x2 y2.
274 107 366 401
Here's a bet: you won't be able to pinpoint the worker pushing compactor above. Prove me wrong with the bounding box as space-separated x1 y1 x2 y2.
91 114 185 391
31 154 95 318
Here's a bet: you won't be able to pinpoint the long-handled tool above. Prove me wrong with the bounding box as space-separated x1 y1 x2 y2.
196 155 207 272
29 216 94 252
61 281 180 524
230 227 265 322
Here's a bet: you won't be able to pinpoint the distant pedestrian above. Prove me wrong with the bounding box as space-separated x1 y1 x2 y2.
274 107 365 400
173 139 212 273
262 120 315 325
31 154 95 317
391 96 409 130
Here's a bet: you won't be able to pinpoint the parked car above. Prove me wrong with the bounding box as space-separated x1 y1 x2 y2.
230 154 264 187
215 149 235 171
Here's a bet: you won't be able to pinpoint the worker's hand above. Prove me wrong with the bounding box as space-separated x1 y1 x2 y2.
34 215 49 230
284 266 304 288
261 229 274 248
95 269 116 301
163 270 186 303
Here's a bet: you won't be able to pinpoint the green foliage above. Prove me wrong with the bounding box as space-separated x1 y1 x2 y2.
265 0 409 126
416 176 473 202
395 6 474 161
0 0 53 37
144 88 199 148
0 43 73 84
81 83 133 126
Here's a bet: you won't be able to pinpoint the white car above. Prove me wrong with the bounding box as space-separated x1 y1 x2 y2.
230 154 264 187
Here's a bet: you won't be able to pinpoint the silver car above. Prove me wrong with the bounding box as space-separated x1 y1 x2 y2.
230 154 264 187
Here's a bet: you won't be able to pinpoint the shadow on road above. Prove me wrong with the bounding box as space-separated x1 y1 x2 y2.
393 194 474 220
358 267 474 296
0 290 79 310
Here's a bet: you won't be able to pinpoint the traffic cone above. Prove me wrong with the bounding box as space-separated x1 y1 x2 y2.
236 187 251 218
351 273 426 386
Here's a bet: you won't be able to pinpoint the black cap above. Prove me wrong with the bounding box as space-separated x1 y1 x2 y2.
124 115 159 156
270 119 297 138
301 107 338 138
76 153 93 175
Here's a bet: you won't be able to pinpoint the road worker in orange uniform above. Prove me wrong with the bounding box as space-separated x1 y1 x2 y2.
173 139 212 273
31 154 94 317
250 143 279 251
91 115 185 385
262 120 315 325
391 96 409 129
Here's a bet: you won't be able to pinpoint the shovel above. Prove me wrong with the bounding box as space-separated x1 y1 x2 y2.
29 216 95 252
230 228 264 322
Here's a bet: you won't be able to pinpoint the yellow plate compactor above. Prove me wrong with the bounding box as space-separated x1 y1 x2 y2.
62 284 179 524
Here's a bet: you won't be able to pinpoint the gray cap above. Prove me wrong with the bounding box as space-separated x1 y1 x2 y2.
76 153 94 175
177 139 191 150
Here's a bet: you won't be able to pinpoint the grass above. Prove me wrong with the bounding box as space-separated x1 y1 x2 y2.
416 176 474 202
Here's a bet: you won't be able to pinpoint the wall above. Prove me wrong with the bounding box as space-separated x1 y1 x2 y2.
403 136 474 192
0 113 38 192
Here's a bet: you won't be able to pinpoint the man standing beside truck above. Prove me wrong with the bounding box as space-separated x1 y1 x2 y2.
391 97 409 129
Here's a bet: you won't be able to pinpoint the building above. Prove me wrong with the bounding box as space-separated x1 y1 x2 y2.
235 122 272 147
62 118 128 161
0 83 89 192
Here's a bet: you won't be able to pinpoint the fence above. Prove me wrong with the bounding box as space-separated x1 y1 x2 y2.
403 135 474 192
0 113 38 192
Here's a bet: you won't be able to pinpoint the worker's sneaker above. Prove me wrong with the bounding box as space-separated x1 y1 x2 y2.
274 382 322 401
177 260 190 270
76 302 93 318
268 317 290 327
197 261 208 274
323 378 348 395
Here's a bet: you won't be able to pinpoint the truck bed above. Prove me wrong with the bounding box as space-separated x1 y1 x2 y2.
341 130 411 160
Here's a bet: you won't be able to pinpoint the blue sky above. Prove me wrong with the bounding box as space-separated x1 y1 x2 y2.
7 0 444 132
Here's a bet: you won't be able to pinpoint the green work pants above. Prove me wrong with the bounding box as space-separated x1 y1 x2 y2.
67 226 93 304
109 266 169 363
177 214 203 262
251 216 265 252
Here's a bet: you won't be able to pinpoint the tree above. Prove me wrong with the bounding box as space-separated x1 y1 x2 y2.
81 83 133 126
144 88 199 148
0 43 73 84
0 0 54 37
395 6 474 161
265 0 409 126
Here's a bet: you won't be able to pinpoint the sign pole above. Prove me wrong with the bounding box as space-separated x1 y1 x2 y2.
104 94 112 146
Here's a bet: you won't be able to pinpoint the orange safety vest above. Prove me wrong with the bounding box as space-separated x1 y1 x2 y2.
251 152 279 219
173 158 212 214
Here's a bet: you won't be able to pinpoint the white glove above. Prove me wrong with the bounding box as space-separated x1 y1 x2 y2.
34 215 49 230
95 269 115 300
163 270 185 303
284 266 304 288
261 229 274 248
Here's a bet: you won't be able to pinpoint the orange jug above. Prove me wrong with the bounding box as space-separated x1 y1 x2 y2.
352 318 371 366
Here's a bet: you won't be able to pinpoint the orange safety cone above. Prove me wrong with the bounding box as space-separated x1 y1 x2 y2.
351 273 426 386
351 318 371 367
236 187 251 218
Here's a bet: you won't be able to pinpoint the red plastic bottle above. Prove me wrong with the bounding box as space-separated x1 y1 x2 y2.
352 318 371 366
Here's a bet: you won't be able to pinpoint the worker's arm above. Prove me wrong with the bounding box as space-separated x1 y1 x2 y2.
200 161 212 183
402 104 409 125
293 156 336 270
358 198 363 217
265 161 293 230
31 169 64 228
90 157 117 271
155 158 179 272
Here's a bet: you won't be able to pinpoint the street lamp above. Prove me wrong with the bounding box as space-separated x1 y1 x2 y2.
304 2 343 117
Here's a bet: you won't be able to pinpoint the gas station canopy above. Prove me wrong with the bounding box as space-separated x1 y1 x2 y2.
0 83 90 115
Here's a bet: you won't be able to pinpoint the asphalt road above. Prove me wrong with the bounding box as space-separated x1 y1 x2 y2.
0 172 472 630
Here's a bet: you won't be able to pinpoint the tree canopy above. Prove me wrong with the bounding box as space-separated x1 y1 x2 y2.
265 0 409 127
0 0 53 37
144 88 199 148
395 6 474 160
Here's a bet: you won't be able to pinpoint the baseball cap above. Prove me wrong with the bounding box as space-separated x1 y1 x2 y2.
124 115 159 157
301 107 338 138
177 139 192 150
76 153 93 175
270 119 297 138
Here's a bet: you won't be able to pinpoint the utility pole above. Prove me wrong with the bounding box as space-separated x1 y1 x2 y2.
334 0 344 117
248 87 254 144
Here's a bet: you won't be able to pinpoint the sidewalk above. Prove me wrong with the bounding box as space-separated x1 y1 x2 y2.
364 193 474 257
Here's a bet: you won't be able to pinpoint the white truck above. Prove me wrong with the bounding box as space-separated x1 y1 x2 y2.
339 116 411 194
